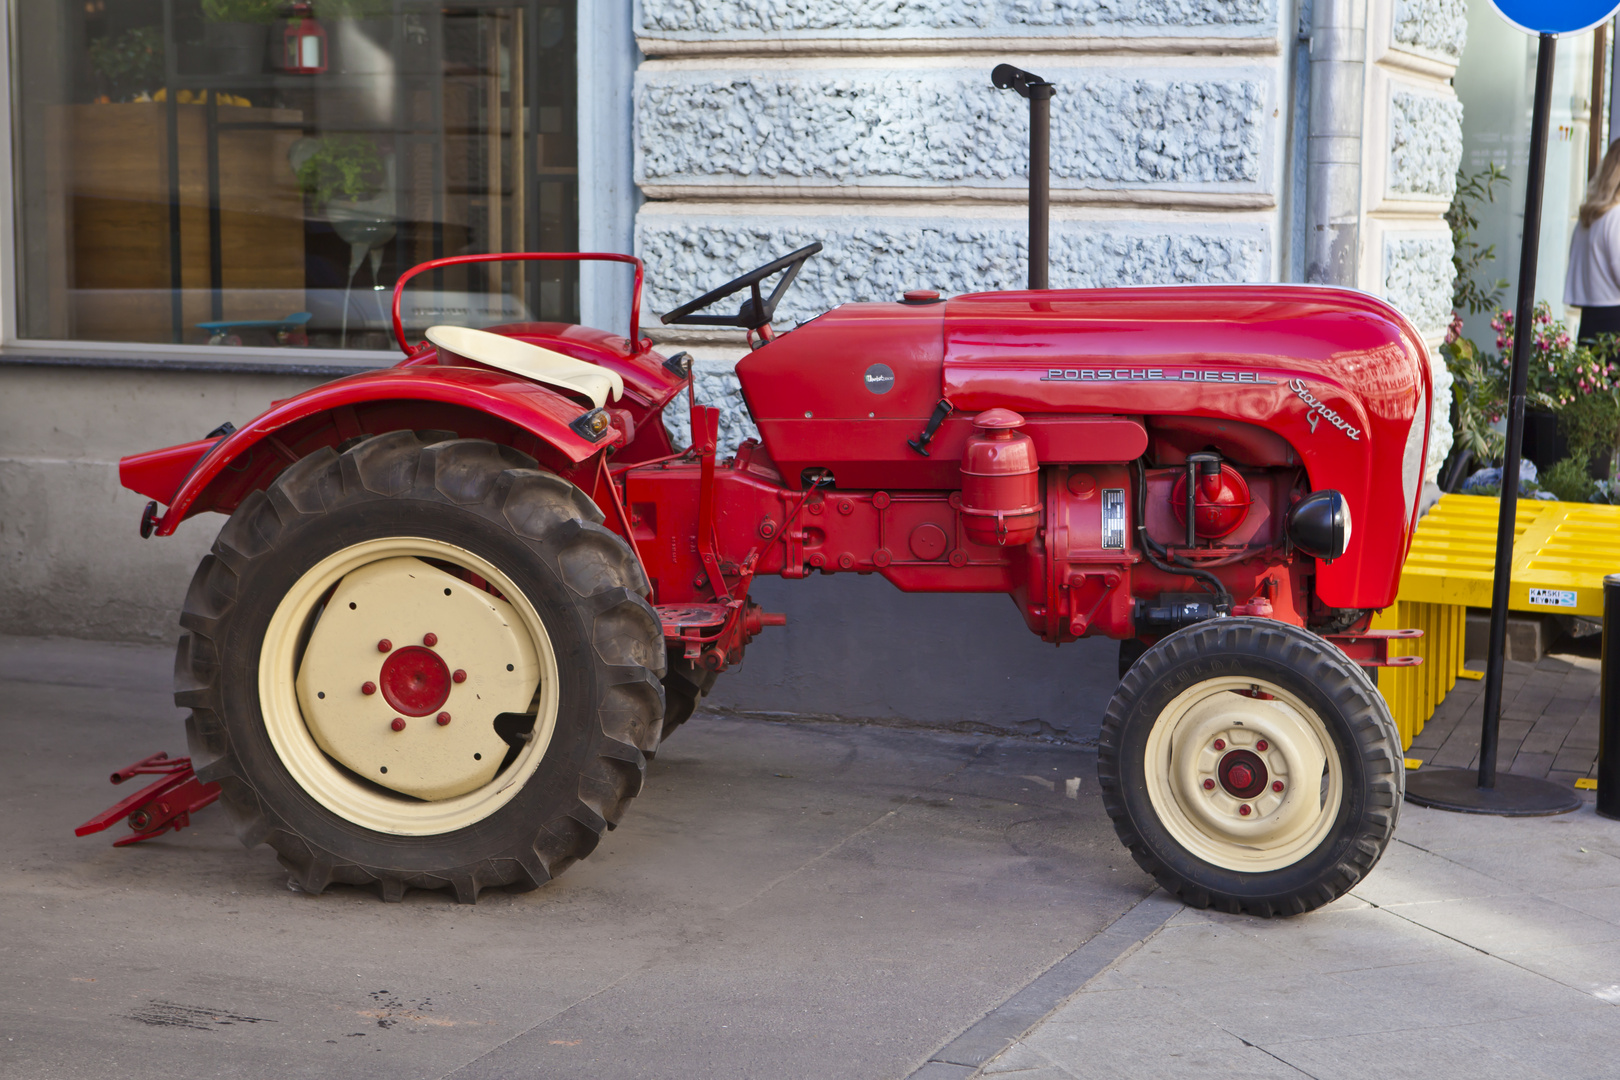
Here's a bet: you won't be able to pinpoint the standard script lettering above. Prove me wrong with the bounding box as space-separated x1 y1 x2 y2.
1288 379 1360 440
1039 368 1277 384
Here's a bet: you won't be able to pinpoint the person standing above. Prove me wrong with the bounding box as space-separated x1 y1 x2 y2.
1566 139 1620 342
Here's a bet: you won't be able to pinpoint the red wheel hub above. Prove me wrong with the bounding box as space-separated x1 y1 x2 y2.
1217 748 1268 800
378 645 452 716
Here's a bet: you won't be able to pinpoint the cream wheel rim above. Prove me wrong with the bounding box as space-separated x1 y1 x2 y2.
259 537 560 836
1143 676 1343 873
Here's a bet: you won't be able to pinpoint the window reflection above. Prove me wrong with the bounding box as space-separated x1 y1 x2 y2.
14 1 577 350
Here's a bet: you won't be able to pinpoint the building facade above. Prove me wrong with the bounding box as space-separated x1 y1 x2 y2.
0 0 1474 731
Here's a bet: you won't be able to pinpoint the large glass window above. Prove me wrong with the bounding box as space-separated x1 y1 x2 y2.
11 0 576 352
1454 5 1600 341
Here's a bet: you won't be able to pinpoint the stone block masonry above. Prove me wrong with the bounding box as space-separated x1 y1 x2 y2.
637 0 1280 40
639 211 1270 331
636 67 1270 193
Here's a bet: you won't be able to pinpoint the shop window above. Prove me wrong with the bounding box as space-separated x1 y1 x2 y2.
1454 10 1598 341
11 0 577 352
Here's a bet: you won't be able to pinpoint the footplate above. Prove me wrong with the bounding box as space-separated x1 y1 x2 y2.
75 752 221 847
656 601 785 667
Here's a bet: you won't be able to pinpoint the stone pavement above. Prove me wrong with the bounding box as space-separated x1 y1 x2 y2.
5 633 1618 1080
1410 647 1603 785
969 798 1620 1080
0 634 1145 1080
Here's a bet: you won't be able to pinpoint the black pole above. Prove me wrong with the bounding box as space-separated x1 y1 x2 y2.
1028 84 1053 290
991 64 1055 291
1481 33 1557 789
1600 573 1620 819
1404 32 1580 816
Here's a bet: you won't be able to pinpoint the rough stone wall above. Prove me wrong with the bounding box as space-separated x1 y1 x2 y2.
637 69 1268 190
632 4 1292 732
1390 0 1467 61
1388 92 1464 199
637 0 1278 36
1383 234 1455 335
1366 0 1466 487
638 215 1269 326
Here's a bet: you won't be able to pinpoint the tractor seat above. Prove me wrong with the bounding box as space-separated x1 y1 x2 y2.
425 325 624 410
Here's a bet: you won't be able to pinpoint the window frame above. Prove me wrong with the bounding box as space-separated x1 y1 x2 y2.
0 0 628 370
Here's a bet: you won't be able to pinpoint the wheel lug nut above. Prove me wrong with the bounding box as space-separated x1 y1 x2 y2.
452 669 467 683
423 632 438 647
1203 779 1215 790
378 639 392 653
1256 739 1269 752
390 718 406 732
1213 738 1226 751
361 681 376 696
437 712 451 726
1238 804 1251 816
1272 780 1284 792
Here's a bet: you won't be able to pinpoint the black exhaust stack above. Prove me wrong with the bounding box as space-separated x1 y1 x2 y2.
992 64 1055 291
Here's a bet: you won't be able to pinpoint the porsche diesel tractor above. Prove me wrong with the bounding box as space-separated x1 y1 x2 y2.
114 245 1424 915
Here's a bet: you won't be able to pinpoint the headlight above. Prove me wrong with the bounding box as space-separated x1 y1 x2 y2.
1287 490 1351 562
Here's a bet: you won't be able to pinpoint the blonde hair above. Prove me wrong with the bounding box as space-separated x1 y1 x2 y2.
1580 140 1620 226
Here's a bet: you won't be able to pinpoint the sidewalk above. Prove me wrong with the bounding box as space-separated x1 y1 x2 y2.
1410 648 1603 784
970 799 1620 1080
4 632 1616 1079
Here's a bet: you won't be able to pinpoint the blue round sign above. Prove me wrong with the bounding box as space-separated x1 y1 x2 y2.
1491 0 1620 35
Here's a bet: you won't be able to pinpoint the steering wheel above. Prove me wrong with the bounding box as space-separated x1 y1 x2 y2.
660 242 822 330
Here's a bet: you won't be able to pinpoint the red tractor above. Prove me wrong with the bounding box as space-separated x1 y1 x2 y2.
119 245 1424 915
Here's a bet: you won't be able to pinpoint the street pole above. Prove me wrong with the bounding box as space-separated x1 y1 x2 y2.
992 64 1055 290
1480 32 1557 790
1405 32 1581 816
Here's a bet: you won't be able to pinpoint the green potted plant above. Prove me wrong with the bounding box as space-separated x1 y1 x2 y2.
202 0 280 76
1438 164 1510 489
290 135 396 345
88 26 165 102
1491 304 1620 495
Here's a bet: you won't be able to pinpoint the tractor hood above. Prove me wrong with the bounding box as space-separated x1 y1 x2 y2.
939 285 1431 606
741 283 1429 609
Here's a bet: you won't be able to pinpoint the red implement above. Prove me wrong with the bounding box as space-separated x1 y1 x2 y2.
1325 628 1425 668
75 752 221 847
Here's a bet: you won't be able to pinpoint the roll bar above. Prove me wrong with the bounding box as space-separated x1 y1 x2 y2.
390 252 645 355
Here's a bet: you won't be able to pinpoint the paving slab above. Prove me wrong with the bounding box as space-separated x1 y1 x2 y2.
0 635 1151 1080
975 801 1620 1080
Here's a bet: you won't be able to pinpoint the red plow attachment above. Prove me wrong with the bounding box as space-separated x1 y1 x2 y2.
75 752 220 847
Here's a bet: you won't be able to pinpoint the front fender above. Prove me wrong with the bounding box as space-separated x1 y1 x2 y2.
127 366 620 536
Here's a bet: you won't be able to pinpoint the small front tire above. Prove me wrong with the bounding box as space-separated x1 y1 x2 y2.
1098 618 1401 916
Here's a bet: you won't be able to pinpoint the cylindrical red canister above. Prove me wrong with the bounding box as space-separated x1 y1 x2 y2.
1170 462 1253 540
960 408 1041 546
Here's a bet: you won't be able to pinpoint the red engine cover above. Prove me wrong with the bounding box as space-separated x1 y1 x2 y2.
1170 463 1252 539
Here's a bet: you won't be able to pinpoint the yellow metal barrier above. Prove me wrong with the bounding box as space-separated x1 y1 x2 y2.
1373 493 1620 748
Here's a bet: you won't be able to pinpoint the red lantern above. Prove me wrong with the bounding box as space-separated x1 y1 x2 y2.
281 3 327 74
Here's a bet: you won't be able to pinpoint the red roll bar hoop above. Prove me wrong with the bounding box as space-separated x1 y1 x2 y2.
390 252 645 355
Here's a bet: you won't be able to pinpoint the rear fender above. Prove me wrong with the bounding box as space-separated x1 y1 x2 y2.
127 366 621 536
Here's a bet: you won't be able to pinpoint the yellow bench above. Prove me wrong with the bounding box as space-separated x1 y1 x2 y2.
1373 493 1620 747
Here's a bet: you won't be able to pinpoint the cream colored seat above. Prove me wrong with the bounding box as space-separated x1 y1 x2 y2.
425 325 624 410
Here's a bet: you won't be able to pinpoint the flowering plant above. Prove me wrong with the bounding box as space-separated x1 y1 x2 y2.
1441 315 1504 464
1486 303 1620 498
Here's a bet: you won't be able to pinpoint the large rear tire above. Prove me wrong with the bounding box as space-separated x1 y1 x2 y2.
1098 617 1401 916
176 431 665 902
